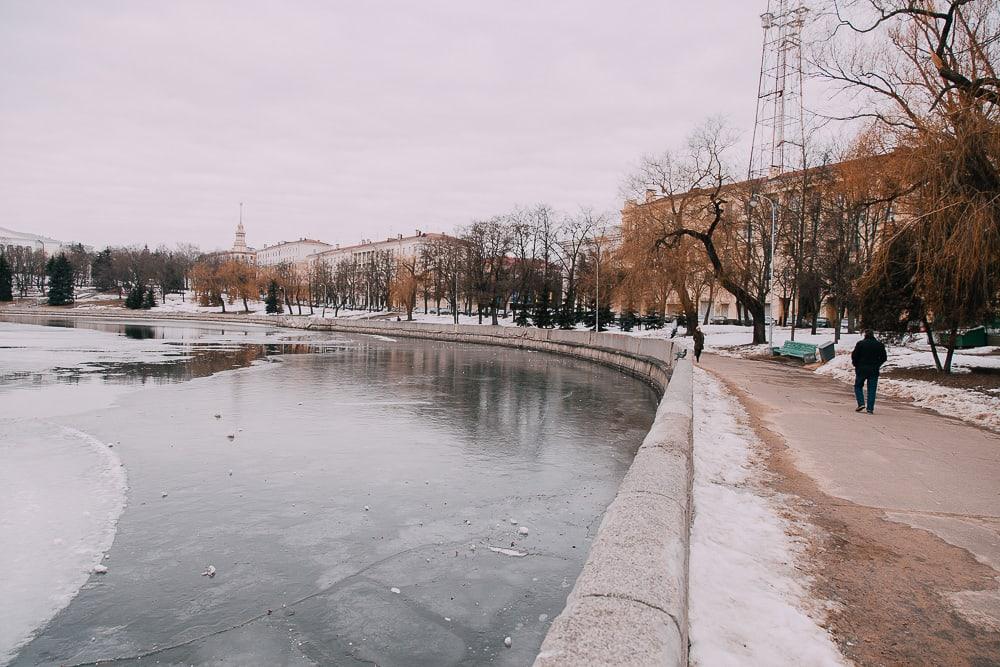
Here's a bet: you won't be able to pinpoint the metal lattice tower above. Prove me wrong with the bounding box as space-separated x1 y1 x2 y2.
748 0 808 181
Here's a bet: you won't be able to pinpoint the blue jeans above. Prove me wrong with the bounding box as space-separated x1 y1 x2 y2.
854 368 879 412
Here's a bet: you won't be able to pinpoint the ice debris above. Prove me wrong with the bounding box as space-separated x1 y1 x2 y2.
517 526 529 536
390 587 401 594
201 565 217 578
93 564 108 574
489 546 527 557
504 636 512 648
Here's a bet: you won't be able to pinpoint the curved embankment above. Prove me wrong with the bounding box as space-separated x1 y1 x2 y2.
1 309 694 665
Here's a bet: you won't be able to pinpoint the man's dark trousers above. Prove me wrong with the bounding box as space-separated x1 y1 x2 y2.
854 368 879 412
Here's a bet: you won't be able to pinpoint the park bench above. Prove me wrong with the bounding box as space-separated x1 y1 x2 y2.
772 340 819 363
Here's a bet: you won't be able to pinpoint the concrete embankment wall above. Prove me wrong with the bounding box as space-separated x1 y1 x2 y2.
2 308 694 665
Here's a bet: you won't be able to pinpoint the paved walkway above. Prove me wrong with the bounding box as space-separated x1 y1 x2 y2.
701 353 1000 635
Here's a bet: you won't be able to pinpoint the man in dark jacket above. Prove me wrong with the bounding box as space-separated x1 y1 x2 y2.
851 329 888 414
693 326 705 363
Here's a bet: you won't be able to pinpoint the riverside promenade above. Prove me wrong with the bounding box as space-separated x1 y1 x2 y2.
701 353 1000 665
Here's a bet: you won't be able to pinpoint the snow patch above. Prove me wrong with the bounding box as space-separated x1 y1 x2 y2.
689 368 844 666
0 425 127 664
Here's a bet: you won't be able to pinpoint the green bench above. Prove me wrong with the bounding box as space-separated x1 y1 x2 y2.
772 340 819 363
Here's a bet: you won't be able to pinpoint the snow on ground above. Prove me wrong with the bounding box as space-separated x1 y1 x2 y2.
637 322 999 433
150 293 265 315
0 425 127 664
689 367 844 667
627 322 863 358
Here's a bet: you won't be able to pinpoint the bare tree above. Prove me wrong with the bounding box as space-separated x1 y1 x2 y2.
625 119 772 343
818 0 1000 371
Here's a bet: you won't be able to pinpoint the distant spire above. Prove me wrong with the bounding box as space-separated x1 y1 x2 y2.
234 203 247 251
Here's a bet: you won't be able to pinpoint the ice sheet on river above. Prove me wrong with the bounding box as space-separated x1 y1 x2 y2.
0 424 126 665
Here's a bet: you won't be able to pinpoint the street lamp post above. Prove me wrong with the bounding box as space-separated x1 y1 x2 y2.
594 243 600 333
750 194 778 349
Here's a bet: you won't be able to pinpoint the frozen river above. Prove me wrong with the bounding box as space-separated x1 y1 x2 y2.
0 315 657 666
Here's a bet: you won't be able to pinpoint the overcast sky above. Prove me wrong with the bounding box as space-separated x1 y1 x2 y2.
0 1 767 251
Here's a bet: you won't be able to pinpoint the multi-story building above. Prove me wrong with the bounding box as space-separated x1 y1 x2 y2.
309 230 451 269
256 239 333 268
0 226 84 254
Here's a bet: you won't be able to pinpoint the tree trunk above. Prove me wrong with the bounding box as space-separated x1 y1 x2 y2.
943 323 959 374
923 316 943 372
243 296 249 313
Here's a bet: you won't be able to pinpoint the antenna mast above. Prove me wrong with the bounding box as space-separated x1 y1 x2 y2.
748 0 808 181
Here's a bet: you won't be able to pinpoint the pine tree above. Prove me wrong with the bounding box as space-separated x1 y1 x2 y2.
556 304 577 329
91 248 116 292
265 279 282 314
142 287 157 309
125 284 145 309
644 310 665 330
46 253 75 306
532 291 554 328
620 308 638 332
513 303 531 327
0 253 13 302
598 305 615 331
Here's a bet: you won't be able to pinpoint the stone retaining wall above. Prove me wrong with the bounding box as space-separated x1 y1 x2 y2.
2 308 695 665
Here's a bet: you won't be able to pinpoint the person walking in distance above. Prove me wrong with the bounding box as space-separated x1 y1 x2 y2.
693 326 705 363
851 329 887 414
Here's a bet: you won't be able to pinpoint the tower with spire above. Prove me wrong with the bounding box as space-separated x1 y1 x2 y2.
226 202 256 262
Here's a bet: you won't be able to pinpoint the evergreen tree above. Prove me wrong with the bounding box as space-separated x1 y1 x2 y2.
532 291 554 328
265 279 282 314
643 310 665 330
598 305 615 331
581 303 614 331
0 253 13 302
91 248 116 292
125 284 145 309
620 308 638 332
556 304 577 329
46 253 75 306
513 303 531 327
142 287 157 309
